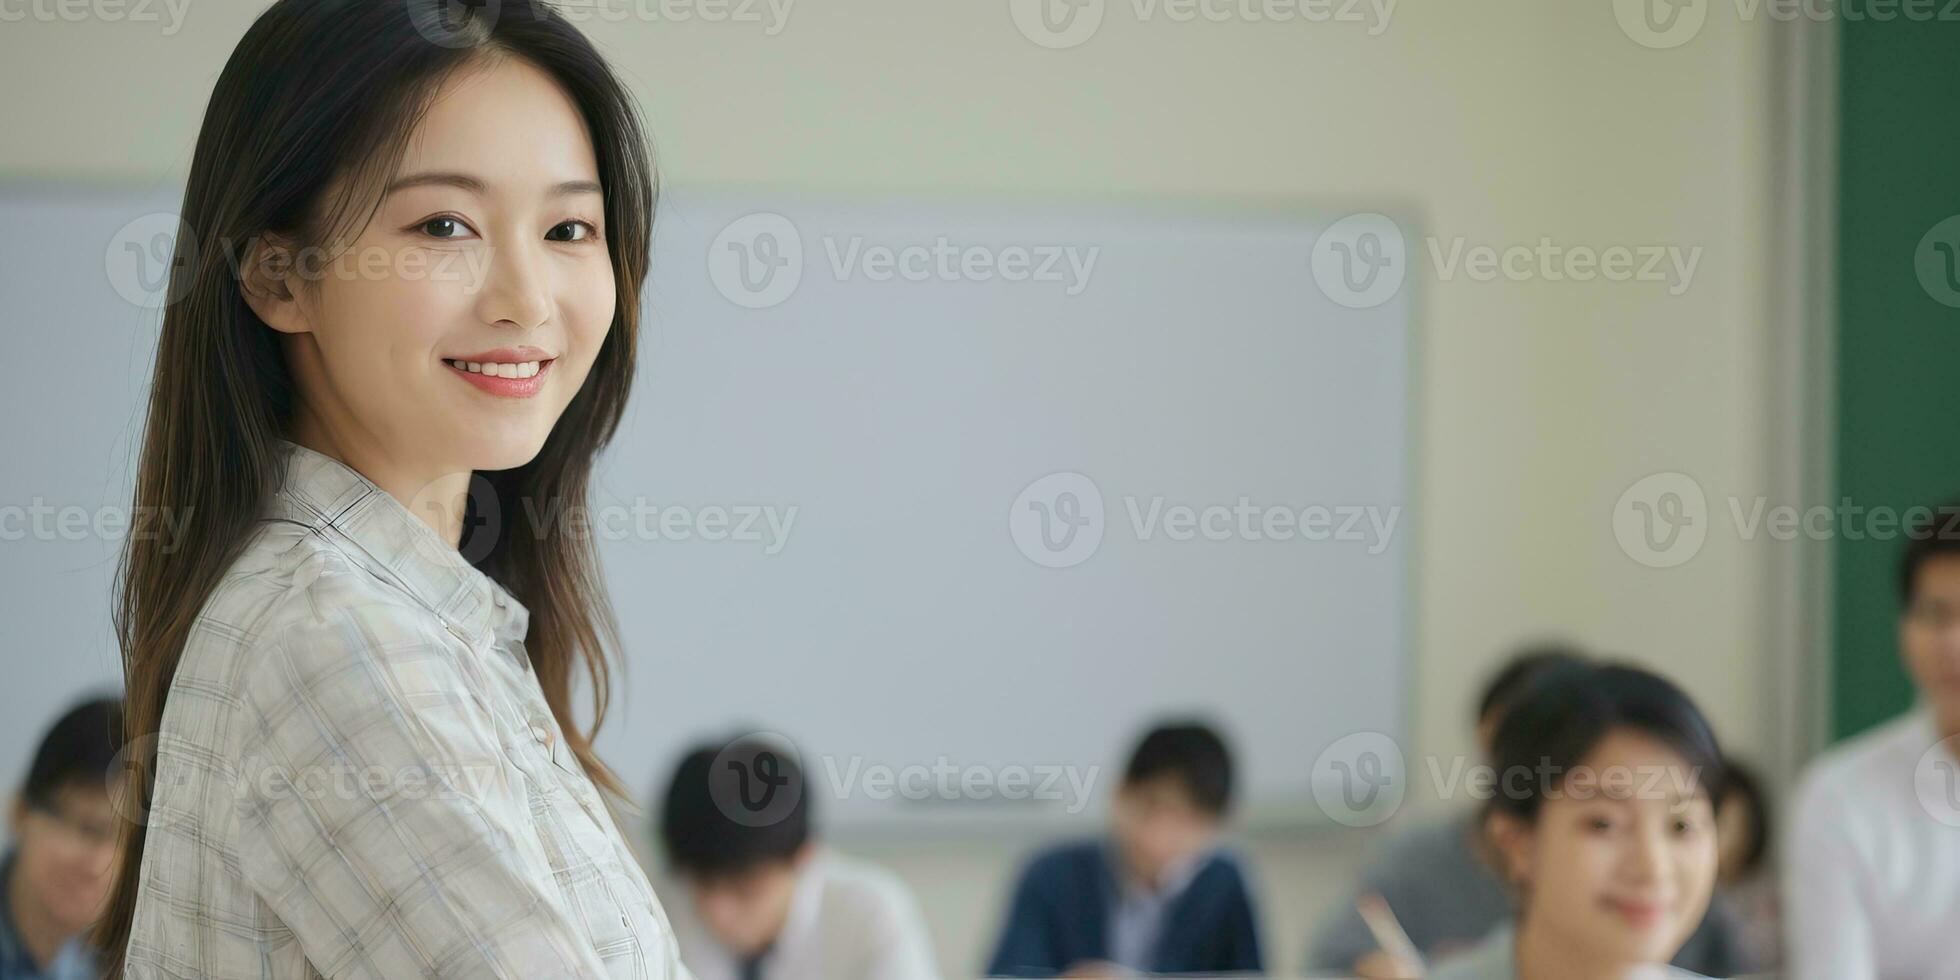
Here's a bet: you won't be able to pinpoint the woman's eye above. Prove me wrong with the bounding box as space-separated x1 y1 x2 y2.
420 216 474 240
548 220 599 243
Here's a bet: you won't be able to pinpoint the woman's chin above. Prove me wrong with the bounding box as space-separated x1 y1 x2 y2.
454 428 553 473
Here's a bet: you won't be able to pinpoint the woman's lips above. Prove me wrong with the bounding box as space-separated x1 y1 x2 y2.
443 357 554 398
1603 897 1668 929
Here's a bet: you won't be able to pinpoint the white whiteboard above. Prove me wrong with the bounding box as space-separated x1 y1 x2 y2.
0 183 1412 834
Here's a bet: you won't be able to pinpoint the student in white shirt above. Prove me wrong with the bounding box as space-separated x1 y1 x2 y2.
655 739 939 980
1784 502 1960 980
1429 660 1726 980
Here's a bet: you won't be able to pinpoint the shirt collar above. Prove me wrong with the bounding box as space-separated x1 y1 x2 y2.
1106 838 1211 905
263 438 526 650
772 847 830 955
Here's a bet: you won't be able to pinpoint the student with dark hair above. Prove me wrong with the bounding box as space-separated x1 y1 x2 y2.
1712 759 1778 973
1429 661 1728 980
986 720 1262 977
1473 645 1588 752
654 738 937 980
3 695 123 980
1785 499 1960 979
1309 644 1751 978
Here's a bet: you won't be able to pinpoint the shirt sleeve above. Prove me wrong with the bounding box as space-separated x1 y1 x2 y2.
985 856 1064 978
1215 857 1265 974
1781 770 1877 980
231 599 614 979
1304 829 1425 971
856 873 941 980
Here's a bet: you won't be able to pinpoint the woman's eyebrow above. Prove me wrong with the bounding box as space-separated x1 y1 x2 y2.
384 171 602 198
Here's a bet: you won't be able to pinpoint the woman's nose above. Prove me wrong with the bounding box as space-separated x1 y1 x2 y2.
477 237 552 330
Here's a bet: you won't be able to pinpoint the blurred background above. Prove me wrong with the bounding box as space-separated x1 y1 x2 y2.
3 2 1957 975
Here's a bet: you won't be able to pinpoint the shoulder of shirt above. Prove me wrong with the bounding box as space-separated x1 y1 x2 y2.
812 850 919 915
182 520 445 676
1424 924 1512 980
1374 811 1473 862
1020 836 1102 872
1793 709 1928 806
1197 843 1253 885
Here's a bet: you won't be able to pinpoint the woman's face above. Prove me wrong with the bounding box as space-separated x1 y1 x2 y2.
254 55 615 481
1498 729 1720 969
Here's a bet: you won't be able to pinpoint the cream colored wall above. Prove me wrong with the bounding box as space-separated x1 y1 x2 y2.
0 1 1774 974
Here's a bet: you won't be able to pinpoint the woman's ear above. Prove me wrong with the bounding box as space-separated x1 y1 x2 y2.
1485 809 1536 888
239 233 310 336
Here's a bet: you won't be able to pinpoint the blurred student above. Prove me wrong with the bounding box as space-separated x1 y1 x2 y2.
654 738 938 980
1712 759 1778 973
3 695 123 980
986 721 1262 978
1308 645 1754 978
1785 502 1960 980
1428 660 1727 980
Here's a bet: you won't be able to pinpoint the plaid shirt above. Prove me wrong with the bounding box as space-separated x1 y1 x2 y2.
126 439 690 980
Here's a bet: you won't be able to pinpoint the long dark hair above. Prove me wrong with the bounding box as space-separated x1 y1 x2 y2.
97 2 656 972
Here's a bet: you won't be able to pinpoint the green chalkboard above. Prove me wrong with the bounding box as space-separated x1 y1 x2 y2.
1833 19 1960 740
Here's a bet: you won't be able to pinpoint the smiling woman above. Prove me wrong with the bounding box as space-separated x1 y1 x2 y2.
93 2 674 978
1427 662 1732 980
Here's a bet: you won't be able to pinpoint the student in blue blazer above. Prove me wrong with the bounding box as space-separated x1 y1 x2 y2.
986 721 1263 977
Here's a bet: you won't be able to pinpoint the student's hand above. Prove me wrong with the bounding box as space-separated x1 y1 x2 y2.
1353 949 1424 979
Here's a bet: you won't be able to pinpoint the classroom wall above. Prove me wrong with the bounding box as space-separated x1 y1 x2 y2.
0 2 1776 973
